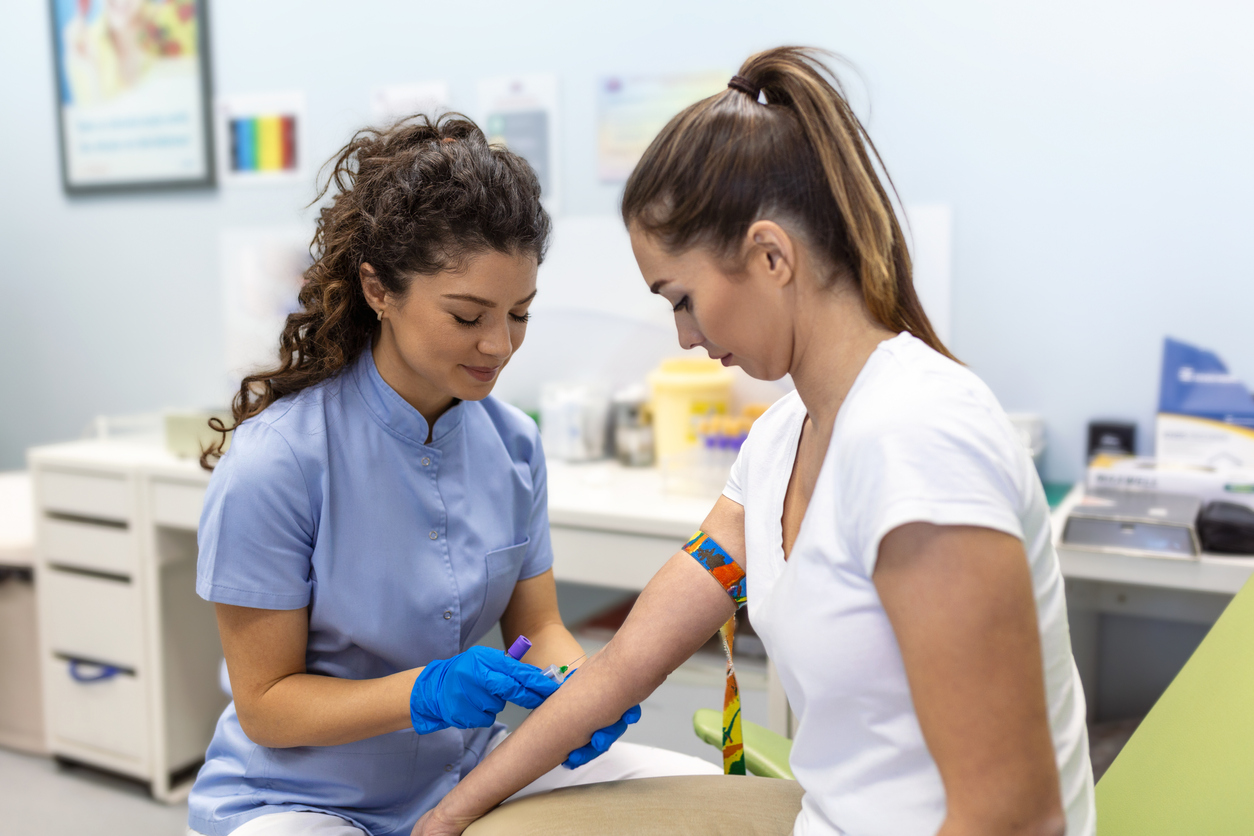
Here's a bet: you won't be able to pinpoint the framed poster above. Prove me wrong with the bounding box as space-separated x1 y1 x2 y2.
49 0 215 193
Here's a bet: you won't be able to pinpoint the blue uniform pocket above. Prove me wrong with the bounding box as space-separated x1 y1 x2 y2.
465 540 529 643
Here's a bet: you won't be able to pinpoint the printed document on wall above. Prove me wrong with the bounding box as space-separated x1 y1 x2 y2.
596 72 726 182
220 227 310 393
478 74 559 211
371 81 450 124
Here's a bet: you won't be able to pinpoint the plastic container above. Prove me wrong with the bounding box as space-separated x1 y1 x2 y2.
540 383 610 462
647 357 733 464
662 415 753 497
611 384 654 467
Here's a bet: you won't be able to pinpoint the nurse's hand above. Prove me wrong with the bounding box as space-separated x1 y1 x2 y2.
562 702 642 768
556 667 642 767
410 646 558 734
411 806 471 836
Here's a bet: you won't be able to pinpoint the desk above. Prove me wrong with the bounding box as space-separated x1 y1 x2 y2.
30 439 1243 776
547 460 712 590
0 472 45 754
1052 485 1254 720
27 439 220 802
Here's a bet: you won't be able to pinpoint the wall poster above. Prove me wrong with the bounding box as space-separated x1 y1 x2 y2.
219 226 310 390
371 80 450 125
597 72 726 182
477 74 559 211
214 91 306 185
50 0 215 193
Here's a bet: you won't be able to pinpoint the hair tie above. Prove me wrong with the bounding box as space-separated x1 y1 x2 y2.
727 75 760 100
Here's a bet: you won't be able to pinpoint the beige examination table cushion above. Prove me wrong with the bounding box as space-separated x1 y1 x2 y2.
464 774 805 836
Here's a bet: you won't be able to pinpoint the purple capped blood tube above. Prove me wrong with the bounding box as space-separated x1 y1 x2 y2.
506 635 532 661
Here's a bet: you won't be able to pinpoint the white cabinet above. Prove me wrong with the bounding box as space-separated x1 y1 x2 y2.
28 441 224 802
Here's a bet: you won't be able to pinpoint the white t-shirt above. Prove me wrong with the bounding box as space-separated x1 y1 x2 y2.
724 333 1094 836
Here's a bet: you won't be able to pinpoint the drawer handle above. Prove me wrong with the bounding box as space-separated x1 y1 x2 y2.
68 659 122 683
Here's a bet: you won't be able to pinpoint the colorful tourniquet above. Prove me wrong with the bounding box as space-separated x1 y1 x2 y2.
682 531 746 775
683 531 747 607
719 615 745 775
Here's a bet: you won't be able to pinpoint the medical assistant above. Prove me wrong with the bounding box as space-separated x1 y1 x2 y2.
188 346 552 836
724 333 1096 836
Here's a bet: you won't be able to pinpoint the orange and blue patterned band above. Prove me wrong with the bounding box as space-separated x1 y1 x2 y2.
683 531 747 608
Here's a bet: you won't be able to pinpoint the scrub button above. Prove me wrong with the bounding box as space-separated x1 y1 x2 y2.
429 530 438 540
422 457 431 467
444 764 454 773
443 610 452 620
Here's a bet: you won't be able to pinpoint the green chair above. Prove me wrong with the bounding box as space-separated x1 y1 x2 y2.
1095 573 1254 834
692 708 795 780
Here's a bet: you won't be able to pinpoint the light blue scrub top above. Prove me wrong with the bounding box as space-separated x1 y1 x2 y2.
187 346 553 836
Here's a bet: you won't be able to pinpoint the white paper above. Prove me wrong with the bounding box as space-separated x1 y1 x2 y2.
220 227 311 389
477 73 559 211
596 72 726 182
370 81 450 124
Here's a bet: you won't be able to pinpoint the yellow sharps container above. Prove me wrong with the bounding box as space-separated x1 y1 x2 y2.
647 357 734 463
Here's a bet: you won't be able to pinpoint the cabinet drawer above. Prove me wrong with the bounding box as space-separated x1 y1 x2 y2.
41 517 135 577
43 570 144 670
40 470 129 523
46 657 147 763
151 480 206 530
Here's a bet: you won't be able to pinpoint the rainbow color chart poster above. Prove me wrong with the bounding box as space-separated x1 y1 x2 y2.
230 115 296 173
216 92 305 184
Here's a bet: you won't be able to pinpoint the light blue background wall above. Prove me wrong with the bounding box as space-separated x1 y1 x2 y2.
1 0 1251 479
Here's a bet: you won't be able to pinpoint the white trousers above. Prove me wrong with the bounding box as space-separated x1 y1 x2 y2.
188 738 720 835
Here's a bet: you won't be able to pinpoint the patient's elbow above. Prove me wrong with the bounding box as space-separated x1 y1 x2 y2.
952 796 1066 836
1011 803 1067 836
1037 808 1067 836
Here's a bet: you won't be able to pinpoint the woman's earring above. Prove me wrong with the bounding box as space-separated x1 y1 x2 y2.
377 308 384 322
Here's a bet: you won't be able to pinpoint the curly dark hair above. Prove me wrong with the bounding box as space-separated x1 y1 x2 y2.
201 113 551 469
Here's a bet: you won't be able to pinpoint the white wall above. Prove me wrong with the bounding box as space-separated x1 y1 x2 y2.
1 0 1251 479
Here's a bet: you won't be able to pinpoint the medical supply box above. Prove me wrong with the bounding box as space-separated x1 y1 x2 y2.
1157 337 1254 469
1086 455 1254 514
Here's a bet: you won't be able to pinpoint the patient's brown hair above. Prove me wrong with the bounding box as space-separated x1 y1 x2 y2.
622 46 954 362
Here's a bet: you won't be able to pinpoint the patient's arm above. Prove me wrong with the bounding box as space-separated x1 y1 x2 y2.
413 497 745 836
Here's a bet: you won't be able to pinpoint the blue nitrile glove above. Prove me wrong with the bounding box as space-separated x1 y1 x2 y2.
410 646 559 734
560 668 643 768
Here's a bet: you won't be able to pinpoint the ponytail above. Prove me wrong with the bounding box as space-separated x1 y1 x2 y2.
622 46 954 362
200 113 551 469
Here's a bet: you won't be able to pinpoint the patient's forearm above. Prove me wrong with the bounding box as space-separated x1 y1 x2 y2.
432 553 736 826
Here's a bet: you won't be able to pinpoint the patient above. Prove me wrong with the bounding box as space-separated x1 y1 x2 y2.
413 45 1095 836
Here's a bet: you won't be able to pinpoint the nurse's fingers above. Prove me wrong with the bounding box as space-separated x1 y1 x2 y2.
460 682 507 718
477 653 560 699
562 743 599 769
590 719 628 752
449 705 498 729
477 668 554 709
